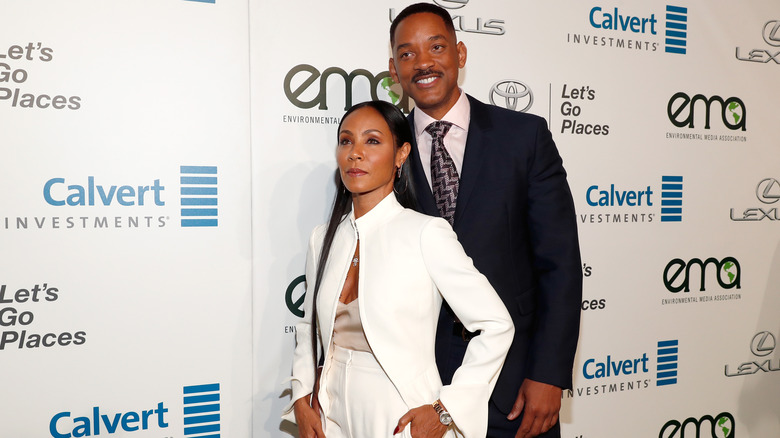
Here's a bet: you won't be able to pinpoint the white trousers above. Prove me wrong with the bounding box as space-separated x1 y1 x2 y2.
324 345 414 438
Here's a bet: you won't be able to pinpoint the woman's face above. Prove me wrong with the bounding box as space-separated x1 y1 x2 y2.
337 107 409 203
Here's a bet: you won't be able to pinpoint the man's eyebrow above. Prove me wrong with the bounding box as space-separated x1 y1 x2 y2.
395 35 447 52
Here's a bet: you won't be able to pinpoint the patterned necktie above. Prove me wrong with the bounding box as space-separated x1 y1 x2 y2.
426 121 458 225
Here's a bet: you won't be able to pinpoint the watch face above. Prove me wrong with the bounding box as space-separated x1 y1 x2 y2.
440 412 453 426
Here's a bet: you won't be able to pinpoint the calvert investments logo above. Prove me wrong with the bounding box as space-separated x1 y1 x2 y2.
729 178 780 222
183 383 221 437
567 5 688 55
565 339 679 399
735 20 780 64
2 165 219 231
488 80 533 112
724 331 779 377
659 411 734 438
664 6 688 54
180 166 218 228
579 175 683 225
47 382 220 438
661 256 742 305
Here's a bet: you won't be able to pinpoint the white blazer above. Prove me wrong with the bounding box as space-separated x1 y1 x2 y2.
283 193 514 438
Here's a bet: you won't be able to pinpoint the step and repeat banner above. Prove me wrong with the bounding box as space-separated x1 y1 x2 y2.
0 1 253 437
252 1 779 438
1 0 778 437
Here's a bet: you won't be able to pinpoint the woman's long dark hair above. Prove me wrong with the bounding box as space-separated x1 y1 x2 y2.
309 100 416 375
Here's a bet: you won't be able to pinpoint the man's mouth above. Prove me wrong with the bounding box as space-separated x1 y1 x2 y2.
416 76 437 85
413 70 441 85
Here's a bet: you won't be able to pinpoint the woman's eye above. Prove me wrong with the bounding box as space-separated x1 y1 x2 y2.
339 138 351 145
366 138 380 144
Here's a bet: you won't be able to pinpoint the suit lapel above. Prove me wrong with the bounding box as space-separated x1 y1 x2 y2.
453 96 493 227
408 111 440 217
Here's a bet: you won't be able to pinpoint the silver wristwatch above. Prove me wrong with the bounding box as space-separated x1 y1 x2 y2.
432 400 453 426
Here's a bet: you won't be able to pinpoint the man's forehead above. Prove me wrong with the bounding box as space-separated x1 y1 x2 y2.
393 13 457 47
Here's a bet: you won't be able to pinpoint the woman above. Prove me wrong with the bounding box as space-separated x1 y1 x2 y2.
282 101 513 438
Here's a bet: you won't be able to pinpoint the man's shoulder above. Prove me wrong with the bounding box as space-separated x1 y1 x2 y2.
466 94 547 130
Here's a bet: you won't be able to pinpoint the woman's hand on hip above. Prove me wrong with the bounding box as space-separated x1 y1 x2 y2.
293 395 325 438
394 404 448 438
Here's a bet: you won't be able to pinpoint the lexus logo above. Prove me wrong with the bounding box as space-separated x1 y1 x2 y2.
489 80 533 112
763 20 780 47
433 0 468 9
756 178 780 204
750 331 776 357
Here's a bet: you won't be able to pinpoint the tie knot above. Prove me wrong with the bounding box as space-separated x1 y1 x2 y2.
425 121 453 140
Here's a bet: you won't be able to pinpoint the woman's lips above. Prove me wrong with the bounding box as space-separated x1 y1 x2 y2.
346 168 367 176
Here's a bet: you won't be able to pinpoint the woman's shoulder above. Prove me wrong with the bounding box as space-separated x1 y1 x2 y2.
395 208 450 231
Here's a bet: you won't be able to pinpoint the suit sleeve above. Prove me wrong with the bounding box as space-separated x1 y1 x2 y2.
281 226 323 423
420 217 515 438
524 118 583 389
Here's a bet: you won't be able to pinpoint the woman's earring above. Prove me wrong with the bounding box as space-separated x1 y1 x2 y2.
397 166 402 178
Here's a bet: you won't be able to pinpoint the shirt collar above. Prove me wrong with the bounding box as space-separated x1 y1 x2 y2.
413 89 471 138
346 192 403 235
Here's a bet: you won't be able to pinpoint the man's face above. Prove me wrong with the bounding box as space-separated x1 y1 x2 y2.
389 13 467 120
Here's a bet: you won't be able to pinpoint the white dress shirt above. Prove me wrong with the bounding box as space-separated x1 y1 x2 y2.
413 89 471 188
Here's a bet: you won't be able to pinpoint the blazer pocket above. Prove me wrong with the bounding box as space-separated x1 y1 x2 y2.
514 288 538 316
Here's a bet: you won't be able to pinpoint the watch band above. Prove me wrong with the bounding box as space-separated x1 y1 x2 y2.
432 400 453 426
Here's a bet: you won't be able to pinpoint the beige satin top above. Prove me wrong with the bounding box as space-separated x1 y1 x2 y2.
332 299 371 353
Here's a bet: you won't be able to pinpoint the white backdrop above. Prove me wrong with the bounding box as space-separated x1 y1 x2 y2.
0 0 778 437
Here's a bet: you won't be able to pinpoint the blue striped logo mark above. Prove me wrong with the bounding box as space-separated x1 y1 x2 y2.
180 166 218 227
183 383 221 438
665 5 688 54
656 340 679 386
661 176 683 222
184 0 215 3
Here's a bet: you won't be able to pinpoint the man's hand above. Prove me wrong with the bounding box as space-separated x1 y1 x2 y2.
395 404 448 438
507 378 562 438
293 395 325 438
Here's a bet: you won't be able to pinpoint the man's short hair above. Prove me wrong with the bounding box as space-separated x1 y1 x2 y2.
390 3 456 47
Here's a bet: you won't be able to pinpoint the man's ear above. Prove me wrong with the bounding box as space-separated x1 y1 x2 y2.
389 57 399 83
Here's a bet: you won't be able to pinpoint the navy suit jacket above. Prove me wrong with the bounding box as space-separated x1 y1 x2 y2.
409 95 582 414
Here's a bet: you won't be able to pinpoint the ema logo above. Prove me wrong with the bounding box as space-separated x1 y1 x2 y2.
659 412 734 438
661 256 742 305
664 6 688 54
283 64 409 116
180 166 218 228
183 383 221 437
656 340 679 386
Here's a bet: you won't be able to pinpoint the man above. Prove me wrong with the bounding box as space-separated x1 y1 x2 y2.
388 4 582 438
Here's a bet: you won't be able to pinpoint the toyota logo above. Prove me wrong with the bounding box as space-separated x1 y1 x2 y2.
763 20 780 47
751 331 776 357
489 80 533 112
756 178 780 204
433 0 469 10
